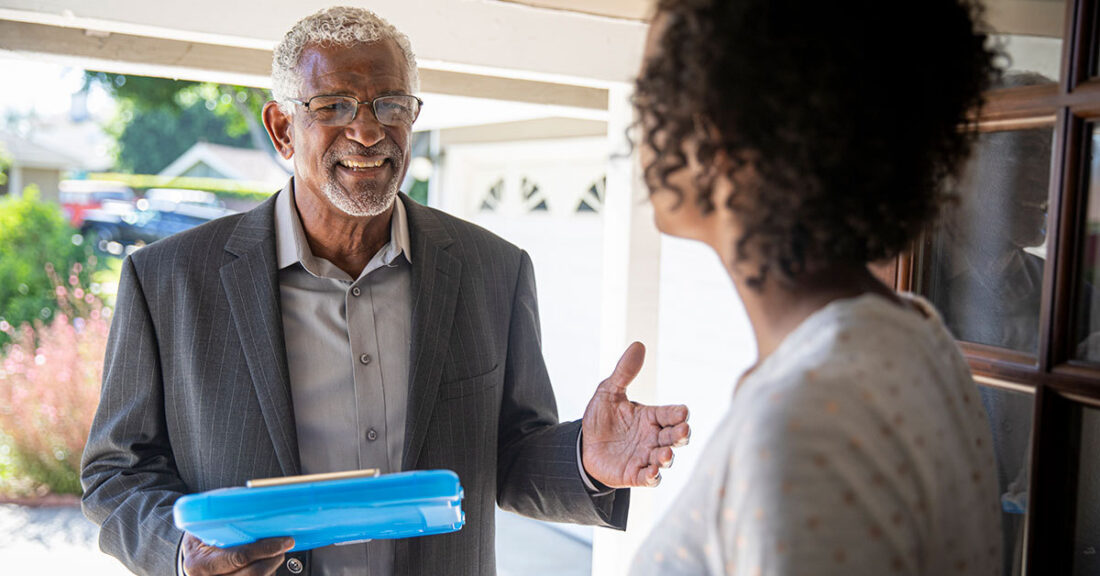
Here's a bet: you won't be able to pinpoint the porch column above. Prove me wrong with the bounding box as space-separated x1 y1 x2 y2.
592 82 663 576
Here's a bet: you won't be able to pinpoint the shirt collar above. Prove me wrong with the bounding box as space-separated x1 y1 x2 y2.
274 180 413 276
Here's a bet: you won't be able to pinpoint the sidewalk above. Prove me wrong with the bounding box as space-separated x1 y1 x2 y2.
0 502 129 575
0 503 591 575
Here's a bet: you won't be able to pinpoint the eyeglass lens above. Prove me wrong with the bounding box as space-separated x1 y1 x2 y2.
307 95 419 126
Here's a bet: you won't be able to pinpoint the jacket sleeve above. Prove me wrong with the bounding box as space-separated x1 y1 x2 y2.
494 250 629 529
80 255 186 576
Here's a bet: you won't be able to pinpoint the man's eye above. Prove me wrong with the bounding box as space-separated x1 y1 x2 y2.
315 102 348 112
310 100 352 114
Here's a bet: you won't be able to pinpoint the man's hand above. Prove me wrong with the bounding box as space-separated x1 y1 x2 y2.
581 342 690 488
181 533 294 576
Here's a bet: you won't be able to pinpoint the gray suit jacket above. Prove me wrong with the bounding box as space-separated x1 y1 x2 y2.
81 191 629 576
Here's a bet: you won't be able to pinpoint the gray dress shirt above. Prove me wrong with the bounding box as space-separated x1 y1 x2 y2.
275 186 412 576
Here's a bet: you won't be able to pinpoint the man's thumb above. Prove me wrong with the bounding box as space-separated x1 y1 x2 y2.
608 341 646 389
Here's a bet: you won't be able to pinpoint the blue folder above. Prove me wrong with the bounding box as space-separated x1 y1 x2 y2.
173 469 464 551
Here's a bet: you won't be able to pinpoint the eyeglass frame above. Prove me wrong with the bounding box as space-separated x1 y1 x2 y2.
286 93 424 127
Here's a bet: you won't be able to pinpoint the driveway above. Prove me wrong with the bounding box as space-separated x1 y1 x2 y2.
0 503 591 575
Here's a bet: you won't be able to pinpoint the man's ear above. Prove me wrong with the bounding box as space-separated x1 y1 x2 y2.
262 101 294 159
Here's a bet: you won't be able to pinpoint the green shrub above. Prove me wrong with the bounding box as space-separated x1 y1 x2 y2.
0 143 10 188
0 188 95 345
211 188 274 204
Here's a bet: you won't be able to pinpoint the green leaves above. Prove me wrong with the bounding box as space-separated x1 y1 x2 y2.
0 142 10 188
0 190 92 344
85 72 273 174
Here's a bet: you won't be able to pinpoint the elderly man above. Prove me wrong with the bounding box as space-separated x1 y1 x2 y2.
81 7 689 576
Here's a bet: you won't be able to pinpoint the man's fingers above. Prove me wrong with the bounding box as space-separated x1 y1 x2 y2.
637 464 661 487
195 537 294 574
654 404 689 427
225 554 284 576
650 445 674 468
607 341 646 390
658 422 691 447
258 537 296 558
231 537 295 564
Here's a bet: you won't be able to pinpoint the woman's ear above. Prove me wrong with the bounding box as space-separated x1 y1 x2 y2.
262 101 294 160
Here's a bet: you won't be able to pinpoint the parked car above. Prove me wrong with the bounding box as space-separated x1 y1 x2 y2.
141 188 224 211
59 180 135 228
81 197 235 256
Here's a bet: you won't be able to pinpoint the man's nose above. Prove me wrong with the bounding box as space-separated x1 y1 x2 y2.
343 105 385 148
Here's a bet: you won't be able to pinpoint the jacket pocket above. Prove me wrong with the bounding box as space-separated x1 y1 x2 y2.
438 364 500 400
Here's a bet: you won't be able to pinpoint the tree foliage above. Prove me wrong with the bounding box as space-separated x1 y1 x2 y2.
0 189 94 345
84 72 273 174
108 99 251 174
0 142 10 188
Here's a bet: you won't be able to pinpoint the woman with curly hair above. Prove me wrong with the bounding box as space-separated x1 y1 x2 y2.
629 0 1003 574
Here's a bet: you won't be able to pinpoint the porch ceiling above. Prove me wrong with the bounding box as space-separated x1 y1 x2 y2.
496 0 651 21
0 0 647 86
0 19 609 112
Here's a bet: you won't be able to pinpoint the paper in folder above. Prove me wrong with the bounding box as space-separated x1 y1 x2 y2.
173 469 465 551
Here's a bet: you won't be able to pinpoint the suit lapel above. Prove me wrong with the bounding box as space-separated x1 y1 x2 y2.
401 194 462 470
220 191 301 477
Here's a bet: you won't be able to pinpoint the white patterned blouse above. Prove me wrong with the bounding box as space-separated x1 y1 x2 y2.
630 293 1002 576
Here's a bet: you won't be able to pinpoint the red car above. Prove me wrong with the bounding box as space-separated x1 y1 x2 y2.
59 180 135 228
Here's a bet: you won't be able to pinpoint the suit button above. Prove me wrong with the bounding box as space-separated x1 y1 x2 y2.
286 557 303 574
359 353 372 365
366 428 378 441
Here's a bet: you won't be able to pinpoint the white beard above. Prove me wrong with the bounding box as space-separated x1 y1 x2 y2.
320 176 398 217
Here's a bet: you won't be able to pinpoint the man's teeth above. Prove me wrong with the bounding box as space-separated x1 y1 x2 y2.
340 159 385 169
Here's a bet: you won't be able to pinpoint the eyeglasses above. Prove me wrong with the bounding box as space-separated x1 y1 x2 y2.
288 94 423 127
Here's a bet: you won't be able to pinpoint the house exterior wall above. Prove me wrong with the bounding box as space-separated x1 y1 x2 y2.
179 161 223 179
438 136 755 574
18 166 61 203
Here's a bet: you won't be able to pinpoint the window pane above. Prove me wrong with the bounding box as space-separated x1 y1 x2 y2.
1073 404 1100 575
918 127 1054 355
1072 127 1100 362
979 385 1033 576
985 0 1064 83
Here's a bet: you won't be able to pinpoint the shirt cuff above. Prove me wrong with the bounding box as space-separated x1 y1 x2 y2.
177 539 186 576
576 429 614 495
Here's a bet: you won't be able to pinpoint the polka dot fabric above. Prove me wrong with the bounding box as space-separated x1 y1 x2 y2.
630 293 1001 576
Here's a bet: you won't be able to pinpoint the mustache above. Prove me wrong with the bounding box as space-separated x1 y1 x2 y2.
325 143 403 166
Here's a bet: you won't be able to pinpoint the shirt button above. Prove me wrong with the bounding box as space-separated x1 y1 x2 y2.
366 428 378 441
359 353 372 365
286 557 303 574
351 286 361 297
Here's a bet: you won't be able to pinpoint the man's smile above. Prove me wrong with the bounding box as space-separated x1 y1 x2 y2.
333 155 395 183
338 157 388 170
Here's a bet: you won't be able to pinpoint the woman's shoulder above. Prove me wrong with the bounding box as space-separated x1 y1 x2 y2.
750 293 966 393
732 296 973 455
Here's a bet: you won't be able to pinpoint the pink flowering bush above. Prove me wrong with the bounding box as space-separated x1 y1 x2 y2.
0 260 110 495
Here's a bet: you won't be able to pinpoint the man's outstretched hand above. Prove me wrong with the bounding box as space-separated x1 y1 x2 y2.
581 342 690 489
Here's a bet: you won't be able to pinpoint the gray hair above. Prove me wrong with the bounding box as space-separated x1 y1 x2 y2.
271 6 420 109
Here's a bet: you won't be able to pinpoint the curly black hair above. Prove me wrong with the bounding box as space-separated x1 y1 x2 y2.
635 0 1001 288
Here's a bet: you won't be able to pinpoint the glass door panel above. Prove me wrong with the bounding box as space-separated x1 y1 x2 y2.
1073 403 1100 575
979 384 1034 576
917 126 1054 356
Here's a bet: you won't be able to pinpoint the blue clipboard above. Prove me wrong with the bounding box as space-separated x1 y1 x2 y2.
172 469 464 551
